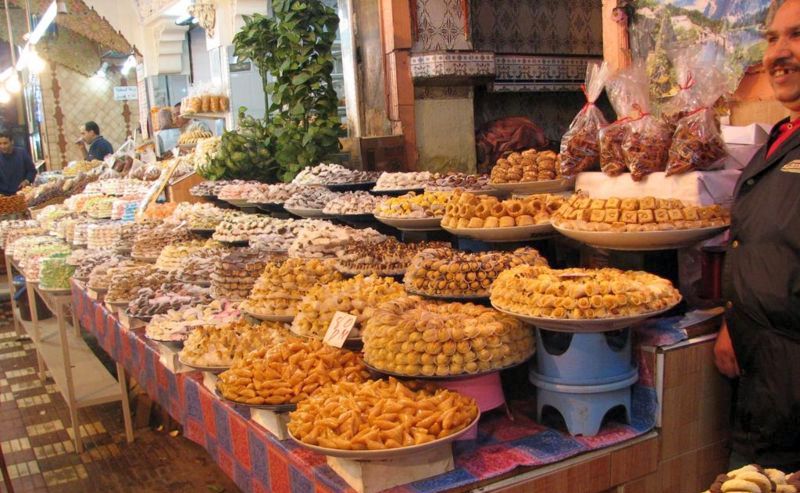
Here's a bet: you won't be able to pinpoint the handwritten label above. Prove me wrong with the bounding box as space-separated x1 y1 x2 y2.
323 311 357 348
113 85 139 101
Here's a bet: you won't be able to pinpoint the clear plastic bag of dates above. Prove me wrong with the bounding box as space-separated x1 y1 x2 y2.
664 44 730 176
559 61 611 177
621 66 672 181
598 72 637 177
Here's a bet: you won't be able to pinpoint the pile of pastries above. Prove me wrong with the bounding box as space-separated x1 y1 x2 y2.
106 265 167 303
88 260 139 292
241 258 342 318
132 223 194 258
127 283 213 318
179 318 290 368
145 300 240 342
217 339 369 405
336 239 449 276
87 223 121 251
292 163 379 186
178 247 228 284
284 187 339 210
288 222 385 259
190 181 225 197
291 274 406 339
288 378 478 450
490 150 561 183
703 464 800 493
322 191 384 216
0 194 28 216
426 173 492 193
373 171 435 191
178 128 213 145
155 240 208 271
84 197 114 218
374 191 451 218
491 265 681 320
441 191 565 229
404 247 547 298
39 256 75 290
172 203 226 230
211 249 283 301
245 183 302 204
363 296 534 376
213 214 283 243
553 193 731 232
74 252 120 280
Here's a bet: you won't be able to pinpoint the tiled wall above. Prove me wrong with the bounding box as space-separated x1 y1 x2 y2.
412 0 472 52
39 64 139 169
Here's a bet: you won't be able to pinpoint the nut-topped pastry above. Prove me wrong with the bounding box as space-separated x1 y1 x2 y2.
211 249 285 301
132 222 196 258
127 283 213 318
178 246 231 284
106 264 169 303
217 339 369 405
404 247 548 298
179 318 290 368
291 274 406 339
491 265 681 320
155 240 209 271
145 300 241 342
374 191 451 218
336 238 449 276
552 192 731 232
241 258 343 318
425 173 493 193
322 191 385 215
374 171 435 191
288 221 386 259
363 296 535 376
490 149 561 183
441 190 565 229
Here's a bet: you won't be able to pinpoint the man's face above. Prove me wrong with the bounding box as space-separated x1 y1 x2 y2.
0 137 12 154
764 0 800 114
80 127 95 143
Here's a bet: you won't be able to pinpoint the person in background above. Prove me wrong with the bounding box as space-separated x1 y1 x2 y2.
76 121 114 161
0 131 36 195
714 0 800 472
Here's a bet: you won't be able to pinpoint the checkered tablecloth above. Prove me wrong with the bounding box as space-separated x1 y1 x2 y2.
71 281 661 493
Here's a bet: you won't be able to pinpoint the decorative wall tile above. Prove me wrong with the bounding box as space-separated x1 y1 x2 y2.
410 51 494 83
471 0 603 56
412 0 472 52
490 55 603 92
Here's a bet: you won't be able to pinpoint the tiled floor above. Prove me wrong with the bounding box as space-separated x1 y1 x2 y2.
0 303 241 493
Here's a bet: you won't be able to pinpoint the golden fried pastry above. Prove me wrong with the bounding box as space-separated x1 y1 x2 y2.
363 296 535 376
288 378 478 450
490 149 562 184
217 339 368 405
336 238 449 276
179 318 290 368
404 247 548 298
443 190 565 230
491 265 681 319
374 191 451 218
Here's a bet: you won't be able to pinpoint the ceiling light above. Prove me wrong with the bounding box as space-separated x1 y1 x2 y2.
27 51 46 73
0 89 11 104
28 1 57 45
94 62 109 79
121 55 136 74
5 75 20 93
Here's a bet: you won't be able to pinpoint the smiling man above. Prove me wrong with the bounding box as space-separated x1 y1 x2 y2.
714 0 800 471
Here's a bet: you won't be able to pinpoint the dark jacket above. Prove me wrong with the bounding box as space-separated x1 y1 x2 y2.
722 117 800 469
0 147 36 195
88 136 114 161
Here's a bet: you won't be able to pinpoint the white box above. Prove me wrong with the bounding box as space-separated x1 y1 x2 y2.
721 123 771 145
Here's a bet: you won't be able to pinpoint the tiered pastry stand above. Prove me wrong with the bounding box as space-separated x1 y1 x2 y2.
4 257 133 452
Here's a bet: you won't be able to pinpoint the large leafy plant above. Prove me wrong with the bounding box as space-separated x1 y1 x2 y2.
234 1 341 182
199 108 278 181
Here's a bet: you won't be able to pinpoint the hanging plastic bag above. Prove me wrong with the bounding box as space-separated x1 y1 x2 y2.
559 61 611 176
598 71 638 176
663 44 729 176
621 66 672 181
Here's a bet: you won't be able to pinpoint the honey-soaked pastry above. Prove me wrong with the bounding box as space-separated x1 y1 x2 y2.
404 247 548 298
552 191 730 232
217 339 368 405
491 265 681 320
490 149 562 183
363 296 535 376
374 191 451 218
211 249 285 301
441 190 565 229
288 378 479 450
179 318 290 368
336 238 449 276
240 258 343 318
291 274 405 339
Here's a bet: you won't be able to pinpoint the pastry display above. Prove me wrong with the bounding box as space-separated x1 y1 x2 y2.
87 222 122 251
491 265 681 320
322 191 385 216
374 192 451 218
132 223 195 259
288 378 478 449
178 246 231 284
0 220 40 245
363 296 534 376
217 339 369 405
63 160 103 177
181 93 229 115
127 283 213 318
373 171 435 191
20 243 71 281
106 264 167 303
189 180 226 197
172 202 227 230
6 234 57 259
288 221 386 259
441 191 565 229
155 240 209 271
244 219 309 252
212 214 285 243
703 464 798 493
241 258 343 318
178 128 213 145
552 193 731 232
145 300 241 342
245 183 302 204
426 173 493 193
490 150 561 183
336 238 449 276
0 194 29 217
87 259 139 292
100 179 150 197
291 274 406 339
73 252 119 280
283 187 339 211
211 249 284 301
559 61 610 176
292 163 379 186
404 247 548 298
141 203 178 222
39 255 75 290
111 198 142 220
84 196 114 218
179 318 290 368
218 181 260 201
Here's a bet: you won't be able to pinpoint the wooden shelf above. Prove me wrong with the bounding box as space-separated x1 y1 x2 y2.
12 307 122 407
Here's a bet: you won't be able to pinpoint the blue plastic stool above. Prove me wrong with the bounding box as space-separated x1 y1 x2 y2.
529 368 638 436
536 328 633 385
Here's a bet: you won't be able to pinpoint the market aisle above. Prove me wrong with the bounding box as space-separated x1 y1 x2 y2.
0 303 241 493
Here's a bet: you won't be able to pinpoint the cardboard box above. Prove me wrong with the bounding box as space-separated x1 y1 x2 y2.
721 123 771 145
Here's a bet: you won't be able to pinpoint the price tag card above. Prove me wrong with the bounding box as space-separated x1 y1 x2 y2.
323 311 358 348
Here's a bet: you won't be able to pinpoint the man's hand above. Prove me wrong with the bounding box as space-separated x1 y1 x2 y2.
714 320 740 378
17 180 29 190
